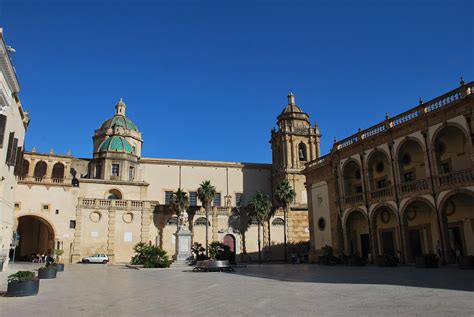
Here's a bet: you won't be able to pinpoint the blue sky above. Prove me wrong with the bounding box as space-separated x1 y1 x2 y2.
1 0 472 163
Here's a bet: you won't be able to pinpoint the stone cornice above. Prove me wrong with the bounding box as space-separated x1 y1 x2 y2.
140 157 271 169
79 178 149 187
0 30 20 93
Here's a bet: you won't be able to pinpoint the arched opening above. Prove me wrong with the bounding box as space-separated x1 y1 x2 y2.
107 189 122 200
440 192 474 261
298 142 307 161
51 162 65 180
33 161 47 179
194 217 210 226
271 218 285 226
433 126 471 175
397 139 426 183
371 206 400 258
19 159 29 177
367 151 392 193
402 200 437 263
223 234 236 264
16 216 55 261
342 160 363 200
345 210 370 260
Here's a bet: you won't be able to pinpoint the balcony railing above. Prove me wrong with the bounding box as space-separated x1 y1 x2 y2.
399 178 430 195
370 186 394 202
78 198 145 209
18 176 68 186
344 193 364 207
439 169 474 188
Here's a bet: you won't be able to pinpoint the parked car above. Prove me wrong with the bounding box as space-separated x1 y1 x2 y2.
82 254 109 264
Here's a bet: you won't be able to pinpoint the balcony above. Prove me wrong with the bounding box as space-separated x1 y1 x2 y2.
369 186 395 203
18 176 70 186
439 169 474 190
399 178 431 197
78 198 146 210
343 193 364 208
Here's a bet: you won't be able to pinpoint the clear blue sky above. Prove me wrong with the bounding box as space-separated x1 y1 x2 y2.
1 0 472 163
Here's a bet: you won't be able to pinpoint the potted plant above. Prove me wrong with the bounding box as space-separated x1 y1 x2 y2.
55 249 65 272
415 254 438 268
458 256 474 270
38 261 58 279
6 271 40 297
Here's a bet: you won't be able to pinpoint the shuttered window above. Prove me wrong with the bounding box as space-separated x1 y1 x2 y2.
5 132 14 165
0 115 6 148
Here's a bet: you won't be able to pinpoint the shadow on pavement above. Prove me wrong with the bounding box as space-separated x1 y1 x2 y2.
232 263 474 292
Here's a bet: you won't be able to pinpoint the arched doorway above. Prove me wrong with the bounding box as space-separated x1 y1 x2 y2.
440 192 474 262
371 206 400 258
223 234 236 264
345 210 370 260
16 216 55 261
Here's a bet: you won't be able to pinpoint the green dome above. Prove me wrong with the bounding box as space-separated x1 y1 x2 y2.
100 116 138 132
98 136 133 154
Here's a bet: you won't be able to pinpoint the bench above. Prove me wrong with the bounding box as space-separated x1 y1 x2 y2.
193 260 234 272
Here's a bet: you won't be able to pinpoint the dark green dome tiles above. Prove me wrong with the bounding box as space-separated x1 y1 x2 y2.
98 136 133 154
100 116 138 132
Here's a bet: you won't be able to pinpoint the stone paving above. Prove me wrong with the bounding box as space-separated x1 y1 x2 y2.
1 263 473 317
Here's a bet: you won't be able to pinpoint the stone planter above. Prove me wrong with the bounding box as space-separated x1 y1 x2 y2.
458 256 474 270
415 254 438 268
56 263 65 272
38 267 57 279
6 279 40 297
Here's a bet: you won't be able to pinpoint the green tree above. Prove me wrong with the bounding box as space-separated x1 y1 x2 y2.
171 188 189 229
248 191 272 263
275 179 296 262
131 242 170 268
197 180 216 257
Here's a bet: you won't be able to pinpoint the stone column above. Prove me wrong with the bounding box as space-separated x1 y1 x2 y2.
107 209 115 263
140 203 151 243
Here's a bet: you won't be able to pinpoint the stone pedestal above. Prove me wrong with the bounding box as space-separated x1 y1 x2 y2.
174 229 193 261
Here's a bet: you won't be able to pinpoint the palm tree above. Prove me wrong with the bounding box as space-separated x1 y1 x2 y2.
171 188 189 230
275 179 296 262
197 180 216 257
248 191 272 263
264 207 277 257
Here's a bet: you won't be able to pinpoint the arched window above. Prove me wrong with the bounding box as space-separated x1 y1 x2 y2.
298 142 307 161
249 218 259 226
107 189 122 200
33 161 47 178
194 217 210 226
51 162 65 179
272 218 285 226
19 159 29 177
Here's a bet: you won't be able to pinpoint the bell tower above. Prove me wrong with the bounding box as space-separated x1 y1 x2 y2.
270 92 321 207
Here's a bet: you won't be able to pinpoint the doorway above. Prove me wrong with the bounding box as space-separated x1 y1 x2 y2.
408 229 423 262
381 231 395 256
16 216 55 261
360 234 370 260
223 234 236 264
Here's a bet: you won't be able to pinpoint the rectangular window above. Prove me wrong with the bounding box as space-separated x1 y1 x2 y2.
5 132 14 165
111 164 120 177
69 220 76 229
441 162 450 174
235 193 243 207
355 186 363 193
41 204 50 211
376 178 388 189
129 166 135 181
0 114 6 148
189 191 197 206
14 146 23 175
213 193 221 207
165 191 173 205
404 171 415 182
14 202 20 210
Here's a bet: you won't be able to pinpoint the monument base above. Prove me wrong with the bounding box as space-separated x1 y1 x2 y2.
174 229 193 261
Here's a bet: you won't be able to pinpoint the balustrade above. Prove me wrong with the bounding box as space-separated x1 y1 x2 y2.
399 178 430 195
18 176 68 186
439 169 474 188
344 193 364 207
78 198 147 210
370 186 394 201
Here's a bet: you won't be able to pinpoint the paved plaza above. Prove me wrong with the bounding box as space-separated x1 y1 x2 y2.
1 263 473 317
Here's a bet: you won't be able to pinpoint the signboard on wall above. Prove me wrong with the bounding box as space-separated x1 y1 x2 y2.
124 232 132 242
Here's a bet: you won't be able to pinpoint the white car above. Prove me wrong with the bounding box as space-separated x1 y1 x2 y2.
82 254 109 264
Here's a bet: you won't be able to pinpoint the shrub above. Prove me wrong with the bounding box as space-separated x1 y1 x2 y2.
192 242 208 261
8 271 36 283
209 241 231 260
131 242 170 268
55 249 64 263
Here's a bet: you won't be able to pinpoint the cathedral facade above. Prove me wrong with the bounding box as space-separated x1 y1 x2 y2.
12 94 316 264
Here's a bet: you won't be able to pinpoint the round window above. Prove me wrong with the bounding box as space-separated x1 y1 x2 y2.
376 162 385 173
380 210 391 224
122 212 134 224
89 211 101 223
317 217 326 231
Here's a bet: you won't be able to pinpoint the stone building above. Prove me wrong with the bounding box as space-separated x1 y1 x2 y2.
0 29 29 267
12 93 313 264
303 80 474 265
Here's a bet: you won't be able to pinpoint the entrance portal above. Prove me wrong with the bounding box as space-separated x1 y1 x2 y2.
16 216 55 261
223 234 236 264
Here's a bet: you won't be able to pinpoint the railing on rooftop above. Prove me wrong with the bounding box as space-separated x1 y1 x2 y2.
305 81 473 170
78 198 145 209
18 176 68 186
